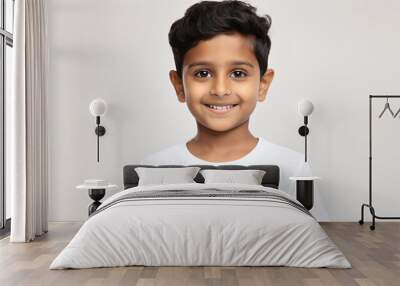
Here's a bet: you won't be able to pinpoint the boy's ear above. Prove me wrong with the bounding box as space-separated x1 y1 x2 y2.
258 68 275 102
169 70 186 103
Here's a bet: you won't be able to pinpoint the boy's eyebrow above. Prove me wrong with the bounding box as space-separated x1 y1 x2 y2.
187 61 255 69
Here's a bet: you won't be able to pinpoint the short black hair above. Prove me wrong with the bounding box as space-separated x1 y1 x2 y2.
168 0 272 79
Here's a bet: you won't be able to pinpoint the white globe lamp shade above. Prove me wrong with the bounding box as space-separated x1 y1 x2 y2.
298 100 314 116
89 98 107 116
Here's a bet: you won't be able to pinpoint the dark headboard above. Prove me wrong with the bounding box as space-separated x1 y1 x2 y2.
123 165 280 189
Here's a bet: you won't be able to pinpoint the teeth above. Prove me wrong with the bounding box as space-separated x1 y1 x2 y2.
207 104 236 111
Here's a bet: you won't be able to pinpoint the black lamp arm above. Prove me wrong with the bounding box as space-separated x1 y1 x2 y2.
298 115 310 163
94 116 106 162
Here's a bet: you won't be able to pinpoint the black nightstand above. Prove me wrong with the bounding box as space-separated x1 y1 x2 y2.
289 177 320 210
76 183 117 216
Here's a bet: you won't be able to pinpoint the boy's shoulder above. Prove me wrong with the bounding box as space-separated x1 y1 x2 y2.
140 143 187 165
259 137 304 161
260 138 311 176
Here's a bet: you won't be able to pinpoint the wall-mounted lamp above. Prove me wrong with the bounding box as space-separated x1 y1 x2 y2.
89 98 107 162
297 99 314 162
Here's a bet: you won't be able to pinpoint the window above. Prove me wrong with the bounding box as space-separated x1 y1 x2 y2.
0 0 14 235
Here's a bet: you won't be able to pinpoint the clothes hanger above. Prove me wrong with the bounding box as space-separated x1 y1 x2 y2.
393 105 400 118
378 97 395 118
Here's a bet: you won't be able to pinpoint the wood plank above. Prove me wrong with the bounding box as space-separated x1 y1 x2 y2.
0 222 399 285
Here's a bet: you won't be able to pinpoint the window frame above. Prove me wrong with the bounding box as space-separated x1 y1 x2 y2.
0 0 14 232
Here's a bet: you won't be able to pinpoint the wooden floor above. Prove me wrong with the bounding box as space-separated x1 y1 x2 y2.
0 222 399 286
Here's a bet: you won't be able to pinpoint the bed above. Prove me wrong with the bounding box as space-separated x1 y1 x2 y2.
49 164 351 269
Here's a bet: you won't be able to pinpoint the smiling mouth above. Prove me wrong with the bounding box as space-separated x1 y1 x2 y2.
204 104 239 113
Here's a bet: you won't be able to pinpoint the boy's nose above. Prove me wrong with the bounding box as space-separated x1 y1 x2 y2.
209 89 232 97
210 77 232 97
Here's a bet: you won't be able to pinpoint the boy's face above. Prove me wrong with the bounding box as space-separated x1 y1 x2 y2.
169 32 274 133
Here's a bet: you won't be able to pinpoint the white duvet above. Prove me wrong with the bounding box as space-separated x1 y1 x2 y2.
49 183 351 269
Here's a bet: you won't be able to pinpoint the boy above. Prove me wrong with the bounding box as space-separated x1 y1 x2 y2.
141 0 312 196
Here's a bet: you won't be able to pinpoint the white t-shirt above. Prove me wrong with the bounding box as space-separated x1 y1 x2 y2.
140 137 312 197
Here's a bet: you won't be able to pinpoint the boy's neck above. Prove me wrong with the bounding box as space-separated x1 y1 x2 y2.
187 120 258 155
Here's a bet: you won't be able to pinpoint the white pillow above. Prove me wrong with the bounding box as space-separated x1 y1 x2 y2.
200 169 266 185
135 167 201 186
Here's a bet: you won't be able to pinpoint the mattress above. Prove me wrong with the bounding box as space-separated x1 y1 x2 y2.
49 183 351 269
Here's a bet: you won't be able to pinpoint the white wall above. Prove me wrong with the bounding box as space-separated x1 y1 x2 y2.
47 0 400 222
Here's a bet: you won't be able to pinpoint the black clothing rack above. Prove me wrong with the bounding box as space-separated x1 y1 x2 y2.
359 95 400 230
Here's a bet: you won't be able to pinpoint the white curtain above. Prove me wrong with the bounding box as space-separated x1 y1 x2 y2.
9 0 49 242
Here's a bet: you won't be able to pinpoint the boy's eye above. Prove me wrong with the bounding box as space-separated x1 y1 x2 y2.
230 70 247 78
194 70 211 78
